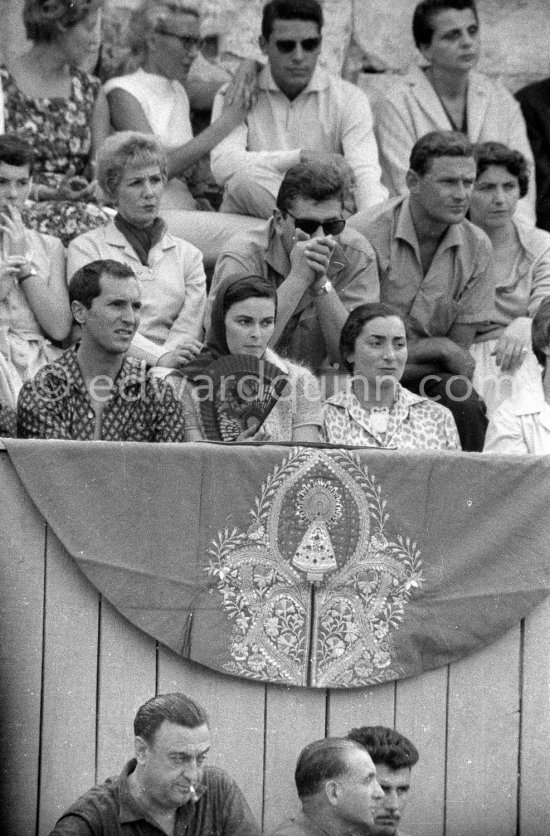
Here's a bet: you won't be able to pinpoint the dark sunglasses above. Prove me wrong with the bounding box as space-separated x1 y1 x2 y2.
155 29 202 50
274 37 321 54
287 210 345 236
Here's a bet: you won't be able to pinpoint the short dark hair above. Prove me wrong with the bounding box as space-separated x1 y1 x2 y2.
261 0 323 41
295 738 364 800
23 0 103 43
339 303 405 373
134 693 209 744
69 259 136 309
221 275 278 320
474 141 529 199
347 726 419 770
412 0 478 49
276 162 344 214
0 134 34 172
532 297 550 368
410 130 474 177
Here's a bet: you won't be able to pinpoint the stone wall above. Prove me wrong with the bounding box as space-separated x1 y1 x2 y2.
1 0 549 92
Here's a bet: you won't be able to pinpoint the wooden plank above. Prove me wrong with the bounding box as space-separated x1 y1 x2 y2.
520 597 550 836
158 646 266 825
96 598 157 782
0 453 46 836
38 528 100 836
263 684 327 833
446 626 521 836
396 667 448 836
327 681 396 736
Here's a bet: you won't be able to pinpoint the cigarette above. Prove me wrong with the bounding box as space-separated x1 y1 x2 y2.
189 785 198 802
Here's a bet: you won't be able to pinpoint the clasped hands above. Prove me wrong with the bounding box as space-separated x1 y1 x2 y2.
289 228 336 291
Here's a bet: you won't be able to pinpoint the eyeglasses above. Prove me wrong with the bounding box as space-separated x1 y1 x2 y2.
274 37 321 54
286 211 345 236
155 29 202 51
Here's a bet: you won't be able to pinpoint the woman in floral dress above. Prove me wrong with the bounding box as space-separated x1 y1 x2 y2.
1 0 110 245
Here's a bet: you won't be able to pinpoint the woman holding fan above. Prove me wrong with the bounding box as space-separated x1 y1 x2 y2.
182 274 323 442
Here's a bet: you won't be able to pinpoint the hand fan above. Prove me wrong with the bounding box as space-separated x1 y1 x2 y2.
198 354 289 441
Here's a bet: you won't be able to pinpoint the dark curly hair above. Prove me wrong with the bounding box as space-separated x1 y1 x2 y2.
339 303 405 373
23 0 103 43
347 726 419 770
474 141 529 199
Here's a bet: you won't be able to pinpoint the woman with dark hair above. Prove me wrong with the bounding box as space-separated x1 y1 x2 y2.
182 274 322 442
1 0 111 244
323 303 460 449
484 297 550 454
373 0 535 225
0 134 71 410
469 142 550 416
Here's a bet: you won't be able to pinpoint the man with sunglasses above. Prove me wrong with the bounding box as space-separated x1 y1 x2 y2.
207 162 380 373
210 0 387 220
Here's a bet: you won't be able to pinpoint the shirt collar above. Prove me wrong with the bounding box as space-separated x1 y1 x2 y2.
62 346 144 396
264 218 291 279
118 759 207 825
258 64 328 94
326 380 424 409
395 196 463 255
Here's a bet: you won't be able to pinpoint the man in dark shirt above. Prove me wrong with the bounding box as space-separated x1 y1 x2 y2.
17 259 186 441
48 692 261 835
516 77 550 232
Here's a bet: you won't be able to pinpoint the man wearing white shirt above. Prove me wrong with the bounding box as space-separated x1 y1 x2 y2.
210 0 387 219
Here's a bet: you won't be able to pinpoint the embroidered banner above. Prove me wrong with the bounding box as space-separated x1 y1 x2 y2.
4 439 550 688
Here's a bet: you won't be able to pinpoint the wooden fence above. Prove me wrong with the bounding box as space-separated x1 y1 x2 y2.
0 447 549 836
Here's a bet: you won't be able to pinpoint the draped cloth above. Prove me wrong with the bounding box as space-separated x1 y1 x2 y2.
4 439 550 688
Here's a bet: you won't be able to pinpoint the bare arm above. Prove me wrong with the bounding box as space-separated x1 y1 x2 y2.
0 210 71 340
107 87 247 179
21 237 72 341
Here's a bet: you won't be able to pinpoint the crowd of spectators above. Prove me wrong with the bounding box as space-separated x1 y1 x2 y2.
2 0 550 456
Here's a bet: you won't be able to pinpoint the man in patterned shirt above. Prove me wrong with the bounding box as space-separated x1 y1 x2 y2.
17 259 186 441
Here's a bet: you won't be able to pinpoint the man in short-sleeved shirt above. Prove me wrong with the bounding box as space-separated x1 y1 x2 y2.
18 259 186 442
349 130 495 451
48 693 260 836
208 161 379 373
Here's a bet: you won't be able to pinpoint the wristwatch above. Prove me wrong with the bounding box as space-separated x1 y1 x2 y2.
312 279 333 296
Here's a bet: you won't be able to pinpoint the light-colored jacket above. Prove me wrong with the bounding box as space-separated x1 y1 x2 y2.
67 220 206 368
373 66 536 226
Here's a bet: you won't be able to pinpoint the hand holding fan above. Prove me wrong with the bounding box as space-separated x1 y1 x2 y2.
198 354 289 441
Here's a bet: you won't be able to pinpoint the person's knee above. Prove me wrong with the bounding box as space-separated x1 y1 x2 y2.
221 168 280 217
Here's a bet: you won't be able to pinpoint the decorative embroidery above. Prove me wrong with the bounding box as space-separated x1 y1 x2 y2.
206 448 423 688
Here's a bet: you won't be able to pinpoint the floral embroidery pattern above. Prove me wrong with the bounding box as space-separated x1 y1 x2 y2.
1 65 110 244
206 448 423 687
